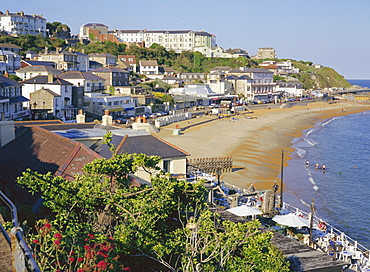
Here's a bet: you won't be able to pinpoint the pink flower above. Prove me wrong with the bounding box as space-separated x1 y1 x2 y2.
123 268 132 271
68 257 75 262
44 223 51 229
77 257 83 262
84 245 91 251
96 260 107 269
54 239 61 245
77 269 84 272
69 250 75 256
97 250 108 258
54 233 62 240
87 233 94 239
32 239 39 244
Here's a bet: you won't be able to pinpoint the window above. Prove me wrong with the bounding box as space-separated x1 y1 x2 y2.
163 160 171 173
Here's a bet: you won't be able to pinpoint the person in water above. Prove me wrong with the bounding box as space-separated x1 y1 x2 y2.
306 160 310 167
322 164 326 171
315 163 319 169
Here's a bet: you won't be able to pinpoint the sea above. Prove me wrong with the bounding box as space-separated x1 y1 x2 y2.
283 79 370 249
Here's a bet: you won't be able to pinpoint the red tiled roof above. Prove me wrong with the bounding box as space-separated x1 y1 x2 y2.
0 126 101 208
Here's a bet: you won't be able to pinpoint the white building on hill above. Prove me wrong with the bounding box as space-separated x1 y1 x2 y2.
0 10 46 36
113 29 216 54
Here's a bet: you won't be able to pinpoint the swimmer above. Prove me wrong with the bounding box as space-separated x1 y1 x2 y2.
315 163 319 170
322 164 326 171
305 160 310 167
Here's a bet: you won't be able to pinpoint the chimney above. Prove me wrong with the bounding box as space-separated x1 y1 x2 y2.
3 71 9 78
45 47 48 54
101 110 112 126
76 109 85 123
5 10 9 16
0 120 15 147
47 73 54 83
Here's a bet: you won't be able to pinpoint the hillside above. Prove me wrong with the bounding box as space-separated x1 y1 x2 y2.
289 60 352 89
0 34 351 89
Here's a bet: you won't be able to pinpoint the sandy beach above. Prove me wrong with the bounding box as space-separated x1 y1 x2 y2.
157 101 370 191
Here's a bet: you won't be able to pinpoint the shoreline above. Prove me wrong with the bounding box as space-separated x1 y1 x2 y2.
157 101 370 191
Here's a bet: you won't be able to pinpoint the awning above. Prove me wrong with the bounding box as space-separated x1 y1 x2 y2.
9 96 29 104
108 107 124 112
124 107 135 111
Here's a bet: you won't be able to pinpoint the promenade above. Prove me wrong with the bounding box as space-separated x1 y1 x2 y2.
158 100 370 191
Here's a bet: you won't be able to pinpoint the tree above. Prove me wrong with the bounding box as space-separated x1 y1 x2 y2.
16 134 289 271
46 22 71 38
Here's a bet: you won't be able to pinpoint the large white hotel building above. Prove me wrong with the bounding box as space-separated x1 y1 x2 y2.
112 29 216 54
0 10 47 37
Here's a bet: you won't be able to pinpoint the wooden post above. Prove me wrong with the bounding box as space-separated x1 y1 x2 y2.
279 150 284 209
309 198 316 247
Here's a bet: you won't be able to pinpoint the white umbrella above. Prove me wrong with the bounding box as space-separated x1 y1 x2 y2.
272 213 310 227
226 205 262 217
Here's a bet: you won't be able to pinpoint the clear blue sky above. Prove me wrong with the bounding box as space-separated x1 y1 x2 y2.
6 0 370 79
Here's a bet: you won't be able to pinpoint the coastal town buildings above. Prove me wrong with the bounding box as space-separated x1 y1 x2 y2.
88 53 117 67
21 74 75 120
0 75 29 121
0 10 47 37
15 65 62 81
224 68 276 102
38 49 78 71
84 94 135 117
0 50 21 74
117 55 137 72
275 79 304 97
0 43 21 53
58 71 106 95
79 23 108 39
252 47 277 59
139 60 159 75
259 60 299 75
112 29 216 54
92 67 129 89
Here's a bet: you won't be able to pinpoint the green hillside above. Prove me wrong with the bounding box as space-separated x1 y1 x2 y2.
289 60 352 89
0 34 351 89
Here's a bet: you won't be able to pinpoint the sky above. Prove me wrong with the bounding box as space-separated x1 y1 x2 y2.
5 0 370 79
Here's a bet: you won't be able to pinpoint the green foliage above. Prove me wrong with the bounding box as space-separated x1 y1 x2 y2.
46 22 71 38
273 75 286 82
152 92 174 104
0 34 66 55
74 41 126 56
8 74 22 82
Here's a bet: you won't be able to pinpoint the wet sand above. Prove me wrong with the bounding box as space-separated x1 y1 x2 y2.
157 101 370 191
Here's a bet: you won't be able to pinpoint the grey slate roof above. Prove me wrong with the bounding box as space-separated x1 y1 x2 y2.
59 71 105 81
15 65 62 74
21 60 57 67
92 67 128 73
242 68 273 73
21 75 73 85
91 134 189 159
0 75 22 87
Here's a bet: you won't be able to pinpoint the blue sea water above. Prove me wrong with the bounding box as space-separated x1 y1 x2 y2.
283 90 370 249
347 79 370 88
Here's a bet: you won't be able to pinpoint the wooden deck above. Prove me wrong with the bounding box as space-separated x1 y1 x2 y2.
214 208 348 272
